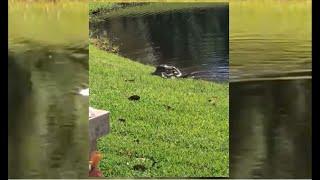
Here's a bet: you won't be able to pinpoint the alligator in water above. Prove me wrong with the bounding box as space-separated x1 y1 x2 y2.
152 64 199 79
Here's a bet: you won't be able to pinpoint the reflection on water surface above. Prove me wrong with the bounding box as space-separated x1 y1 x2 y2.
8 1 88 178
230 0 311 178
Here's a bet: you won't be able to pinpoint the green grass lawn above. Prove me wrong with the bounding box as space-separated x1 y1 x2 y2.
89 45 229 177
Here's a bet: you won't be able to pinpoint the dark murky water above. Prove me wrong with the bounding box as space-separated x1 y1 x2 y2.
230 79 311 178
229 1 311 178
90 3 229 82
8 41 89 178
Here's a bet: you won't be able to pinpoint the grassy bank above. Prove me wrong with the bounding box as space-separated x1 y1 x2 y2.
89 2 227 19
89 45 229 177
89 2 117 14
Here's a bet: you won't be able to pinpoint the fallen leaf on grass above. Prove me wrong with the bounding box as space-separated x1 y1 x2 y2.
208 96 218 106
118 118 126 123
164 105 174 110
125 79 135 82
133 164 146 171
128 95 140 101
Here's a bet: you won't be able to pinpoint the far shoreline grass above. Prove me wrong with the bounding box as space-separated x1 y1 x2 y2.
89 45 229 177
89 1 227 20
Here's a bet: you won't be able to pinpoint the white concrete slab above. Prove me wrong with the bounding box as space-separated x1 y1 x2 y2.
89 107 110 155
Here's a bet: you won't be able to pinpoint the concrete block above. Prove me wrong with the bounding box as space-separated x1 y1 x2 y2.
89 107 110 155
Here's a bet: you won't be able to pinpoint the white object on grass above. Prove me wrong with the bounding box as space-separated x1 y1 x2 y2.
79 88 89 96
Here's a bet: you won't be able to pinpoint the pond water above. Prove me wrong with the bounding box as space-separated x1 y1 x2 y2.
90 3 229 82
229 1 311 178
8 2 89 178
230 79 311 178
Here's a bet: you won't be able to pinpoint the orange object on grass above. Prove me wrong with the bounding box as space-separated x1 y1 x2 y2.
89 151 104 177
